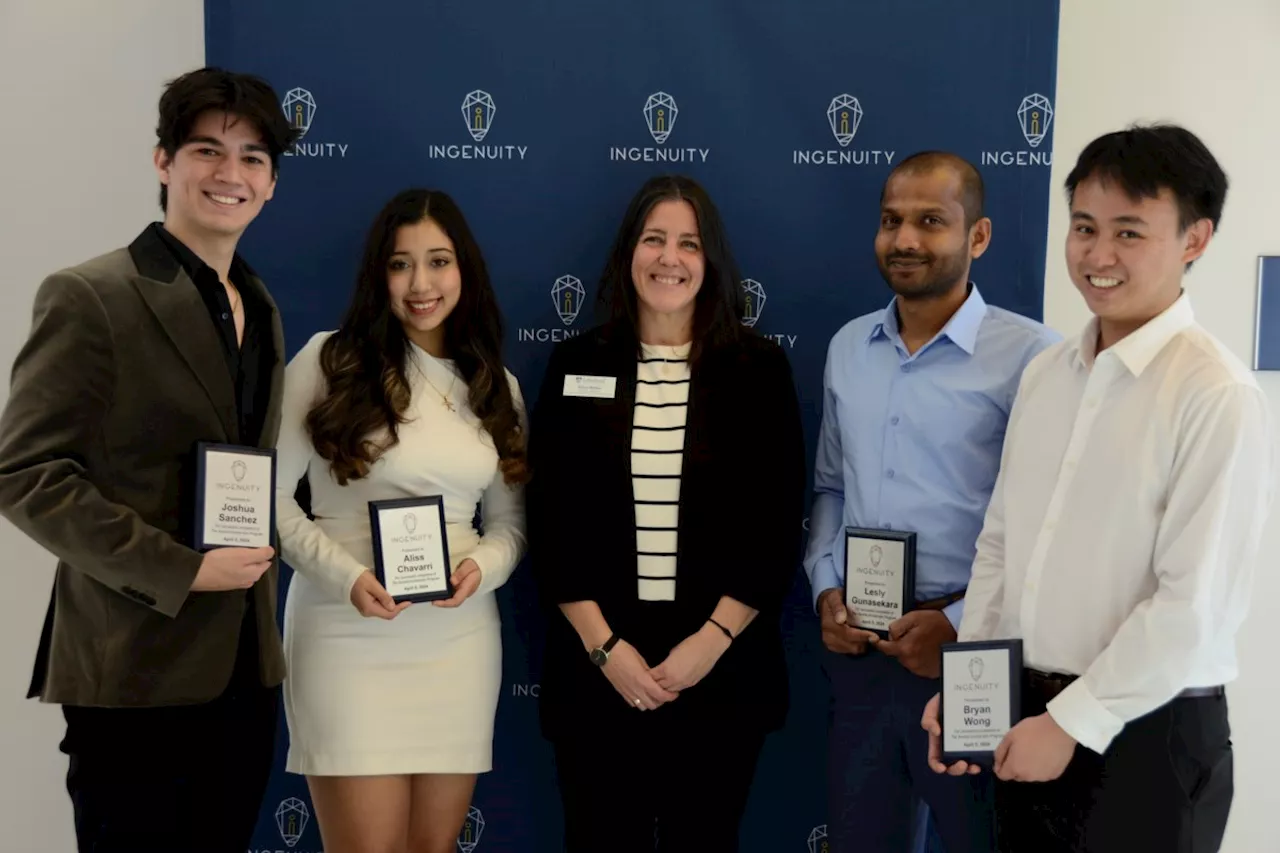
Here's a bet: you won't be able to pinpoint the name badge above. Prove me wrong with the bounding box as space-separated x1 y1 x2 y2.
563 374 617 399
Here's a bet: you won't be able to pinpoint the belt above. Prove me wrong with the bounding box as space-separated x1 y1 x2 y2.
915 588 966 611
1026 668 1224 702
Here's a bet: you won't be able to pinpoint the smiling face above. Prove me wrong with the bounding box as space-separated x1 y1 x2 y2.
630 198 705 333
386 217 463 355
153 110 276 241
1066 175 1212 345
875 167 989 301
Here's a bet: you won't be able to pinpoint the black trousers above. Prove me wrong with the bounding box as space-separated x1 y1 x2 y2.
995 676 1233 853
58 608 278 853
553 714 766 853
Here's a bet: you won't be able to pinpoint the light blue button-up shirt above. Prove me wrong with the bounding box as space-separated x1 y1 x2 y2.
803 284 1060 628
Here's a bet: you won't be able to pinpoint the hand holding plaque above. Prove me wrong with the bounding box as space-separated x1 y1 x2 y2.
194 442 276 550
938 639 1023 766
844 528 916 637
369 496 454 604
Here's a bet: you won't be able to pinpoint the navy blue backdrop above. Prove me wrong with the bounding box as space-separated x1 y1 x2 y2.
204 1 1060 849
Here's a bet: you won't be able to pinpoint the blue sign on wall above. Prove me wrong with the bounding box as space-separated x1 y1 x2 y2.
1254 257 1280 371
205 1 1060 849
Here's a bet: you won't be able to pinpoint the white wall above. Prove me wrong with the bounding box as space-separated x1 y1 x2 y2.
1047 2 1280 850
2 1 1277 850
0 1 204 848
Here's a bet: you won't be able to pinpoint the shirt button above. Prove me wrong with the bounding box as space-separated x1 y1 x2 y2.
221 312 229 320
890 416 900 426
887 469 896 479
902 364 912 373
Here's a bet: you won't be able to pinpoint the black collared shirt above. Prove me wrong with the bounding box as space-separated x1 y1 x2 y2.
150 223 272 447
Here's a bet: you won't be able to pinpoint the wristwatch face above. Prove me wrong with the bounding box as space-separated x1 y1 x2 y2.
589 647 608 667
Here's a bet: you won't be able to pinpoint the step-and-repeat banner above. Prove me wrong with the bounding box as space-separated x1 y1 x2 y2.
205 1 1060 849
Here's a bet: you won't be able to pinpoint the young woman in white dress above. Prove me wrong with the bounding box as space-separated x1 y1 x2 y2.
275 188 528 853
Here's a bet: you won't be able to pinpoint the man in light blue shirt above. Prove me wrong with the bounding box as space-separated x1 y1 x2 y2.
805 151 1059 853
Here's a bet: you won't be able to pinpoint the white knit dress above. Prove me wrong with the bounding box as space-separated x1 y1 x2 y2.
276 331 526 776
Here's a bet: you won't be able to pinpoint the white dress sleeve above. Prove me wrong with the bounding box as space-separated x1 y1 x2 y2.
468 369 528 597
275 331 370 604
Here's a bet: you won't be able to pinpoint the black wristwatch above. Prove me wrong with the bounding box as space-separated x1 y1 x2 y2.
589 633 621 667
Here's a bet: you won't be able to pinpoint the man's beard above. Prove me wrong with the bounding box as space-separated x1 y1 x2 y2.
877 250 968 300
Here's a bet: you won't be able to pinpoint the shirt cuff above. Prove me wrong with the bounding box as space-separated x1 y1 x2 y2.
1046 679 1125 755
942 597 965 632
808 557 842 614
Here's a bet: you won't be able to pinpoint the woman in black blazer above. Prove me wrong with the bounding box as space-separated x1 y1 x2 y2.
527 174 806 852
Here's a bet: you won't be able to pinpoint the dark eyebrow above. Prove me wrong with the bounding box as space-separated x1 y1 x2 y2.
1072 211 1147 227
185 136 268 155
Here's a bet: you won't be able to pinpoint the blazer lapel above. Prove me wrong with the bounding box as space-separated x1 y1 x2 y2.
132 271 239 441
596 332 638 478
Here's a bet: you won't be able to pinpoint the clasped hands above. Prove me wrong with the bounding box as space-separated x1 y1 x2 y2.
601 623 731 711
817 588 954 678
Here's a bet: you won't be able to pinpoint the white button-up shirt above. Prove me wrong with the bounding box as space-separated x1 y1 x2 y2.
958 293 1275 754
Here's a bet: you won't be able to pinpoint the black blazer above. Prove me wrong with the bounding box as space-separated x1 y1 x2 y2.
527 322 806 741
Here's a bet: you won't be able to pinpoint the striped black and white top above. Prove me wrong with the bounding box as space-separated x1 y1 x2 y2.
631 342 691 601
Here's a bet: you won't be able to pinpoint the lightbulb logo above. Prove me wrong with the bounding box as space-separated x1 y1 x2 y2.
644 92 678 144
969 656 985 682
275 797 310 848
827 94 863 147
1018 94 1054 148
457 806 485 852
462 90 496 142
552 275 585 326
282 88 315 139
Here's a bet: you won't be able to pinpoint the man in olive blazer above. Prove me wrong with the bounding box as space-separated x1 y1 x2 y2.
0 67 298 853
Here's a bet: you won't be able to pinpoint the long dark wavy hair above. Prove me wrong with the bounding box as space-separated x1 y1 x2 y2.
596 174 747 364
305 189 527 486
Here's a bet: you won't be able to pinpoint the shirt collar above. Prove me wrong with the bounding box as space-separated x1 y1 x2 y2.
149 222 251 293
1069 291 1195 376
867 282 987 355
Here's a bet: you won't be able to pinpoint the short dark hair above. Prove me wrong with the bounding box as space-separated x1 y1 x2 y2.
596 174 746 365
1064 124 1228 233
882 151 985 228
155 67 298 210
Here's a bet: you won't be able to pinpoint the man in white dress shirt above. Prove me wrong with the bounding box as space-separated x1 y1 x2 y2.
922 124 1275 852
